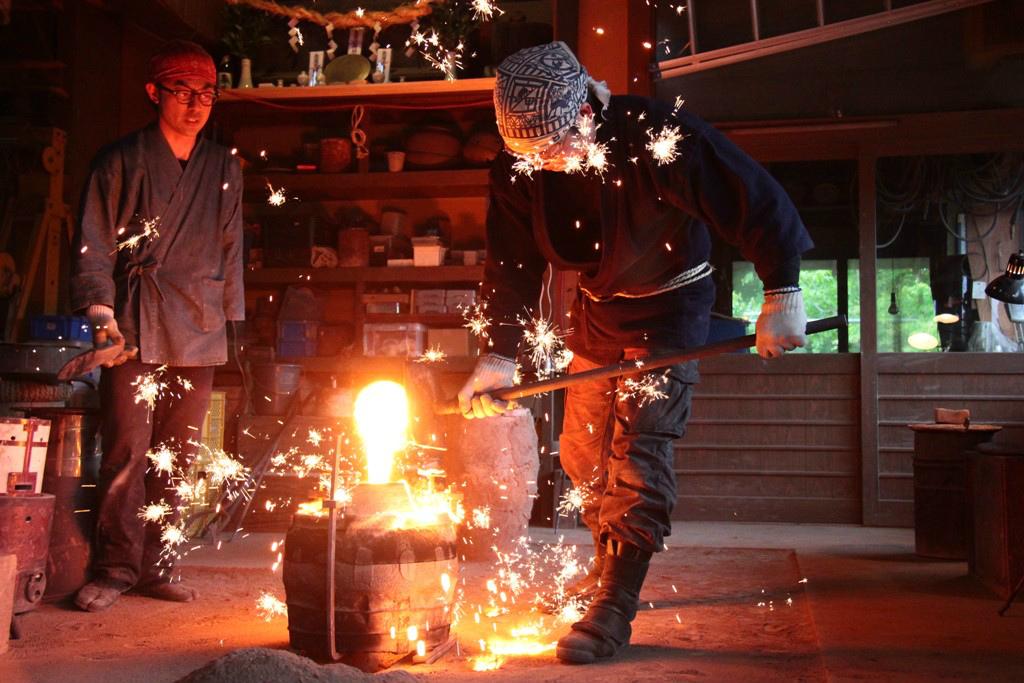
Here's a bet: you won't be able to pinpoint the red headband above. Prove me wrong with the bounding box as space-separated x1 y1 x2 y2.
149 41 216 86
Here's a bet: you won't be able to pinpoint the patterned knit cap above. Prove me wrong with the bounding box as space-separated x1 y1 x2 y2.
148 40 216 86
495 41 589 154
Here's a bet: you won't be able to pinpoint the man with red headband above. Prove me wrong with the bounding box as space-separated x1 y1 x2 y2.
70 40 244 611
457 42 812 663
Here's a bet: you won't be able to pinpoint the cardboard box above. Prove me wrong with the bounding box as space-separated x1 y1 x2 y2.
427 328 475 358
413 244 446 267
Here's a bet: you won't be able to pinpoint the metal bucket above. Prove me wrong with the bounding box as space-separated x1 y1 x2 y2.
0 493 55 613
282 513 458 666
252 363 302 416
30 409 100 600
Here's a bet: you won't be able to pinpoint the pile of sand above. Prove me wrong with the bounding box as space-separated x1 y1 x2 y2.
176 648 418 683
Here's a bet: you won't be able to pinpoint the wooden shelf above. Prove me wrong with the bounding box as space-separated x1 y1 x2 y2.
364 313 467 326
245 265 484 286
244 169 490 201
218 77 496 108
286 354 478 373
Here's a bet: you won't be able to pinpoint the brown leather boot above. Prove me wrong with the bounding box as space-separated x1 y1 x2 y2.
556 539 651 664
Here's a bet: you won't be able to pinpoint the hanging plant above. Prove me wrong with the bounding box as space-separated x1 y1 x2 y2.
409 0 502 79
221 3 276 58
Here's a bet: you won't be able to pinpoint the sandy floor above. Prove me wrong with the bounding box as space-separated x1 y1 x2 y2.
2 523 1023 682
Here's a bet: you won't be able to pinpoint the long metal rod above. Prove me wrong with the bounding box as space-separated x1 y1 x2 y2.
437 316 846 415
325 433 341 660
657 0 994 78
686 0 697 55
998 572 1024 616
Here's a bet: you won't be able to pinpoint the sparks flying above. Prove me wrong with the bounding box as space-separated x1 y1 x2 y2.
646 125 684 165
463 302 492 340
146 444 176 475
557 487 588 516
256 592 288 621
138 501 171 523
132 366 168 410
113 216 161 253
618 371 671 406
416 346 447 363
518 315 573 379
266 182 287 206
471 0 503 20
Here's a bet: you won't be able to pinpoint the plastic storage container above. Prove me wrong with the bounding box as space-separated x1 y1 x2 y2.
252 363 302 416
363 323 427 357
444 289 477 312
29 316 92 343
413 289 447 314
277 320 320 358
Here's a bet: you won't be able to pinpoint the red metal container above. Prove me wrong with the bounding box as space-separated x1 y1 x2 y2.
0 493 55 613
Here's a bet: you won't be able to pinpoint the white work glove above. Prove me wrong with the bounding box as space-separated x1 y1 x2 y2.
755 289 807 359
86 304 138 367
87 305 121 347
457 354 517 419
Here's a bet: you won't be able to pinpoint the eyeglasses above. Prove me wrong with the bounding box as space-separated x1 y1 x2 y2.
157 83 218 106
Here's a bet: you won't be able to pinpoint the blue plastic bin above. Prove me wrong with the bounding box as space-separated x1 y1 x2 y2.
29 315 93 342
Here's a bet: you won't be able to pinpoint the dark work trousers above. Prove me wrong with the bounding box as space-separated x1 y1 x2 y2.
94 359 215 586
559 350 695 554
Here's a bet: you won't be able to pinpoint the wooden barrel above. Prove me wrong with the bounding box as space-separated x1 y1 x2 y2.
282 512 458 661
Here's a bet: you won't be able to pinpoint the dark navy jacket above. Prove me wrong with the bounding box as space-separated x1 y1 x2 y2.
481 95 813 361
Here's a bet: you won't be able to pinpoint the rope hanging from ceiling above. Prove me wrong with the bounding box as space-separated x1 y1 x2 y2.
224 0 439 29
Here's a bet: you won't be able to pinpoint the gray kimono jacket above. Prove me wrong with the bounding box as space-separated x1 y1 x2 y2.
70 123 244 366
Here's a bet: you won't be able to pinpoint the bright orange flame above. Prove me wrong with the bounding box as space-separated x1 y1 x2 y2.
354 380 409 484
471 654 504 671
296 499 325 517
488 638 556 656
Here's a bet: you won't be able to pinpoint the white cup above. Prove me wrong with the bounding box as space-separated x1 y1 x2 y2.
387 151 406 173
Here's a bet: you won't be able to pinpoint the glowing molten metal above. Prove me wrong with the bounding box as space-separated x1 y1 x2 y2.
354 380 409 484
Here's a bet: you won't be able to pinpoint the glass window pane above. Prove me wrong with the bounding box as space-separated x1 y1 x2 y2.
876 257 939 352
848 259 861 352
876 154 1023 354
732 259 855 353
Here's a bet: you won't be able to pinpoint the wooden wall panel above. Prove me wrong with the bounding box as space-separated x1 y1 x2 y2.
674 354 861 523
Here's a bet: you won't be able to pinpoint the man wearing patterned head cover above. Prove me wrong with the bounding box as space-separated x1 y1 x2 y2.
71 40 244 612
493 41 591 156
458 41 813 663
